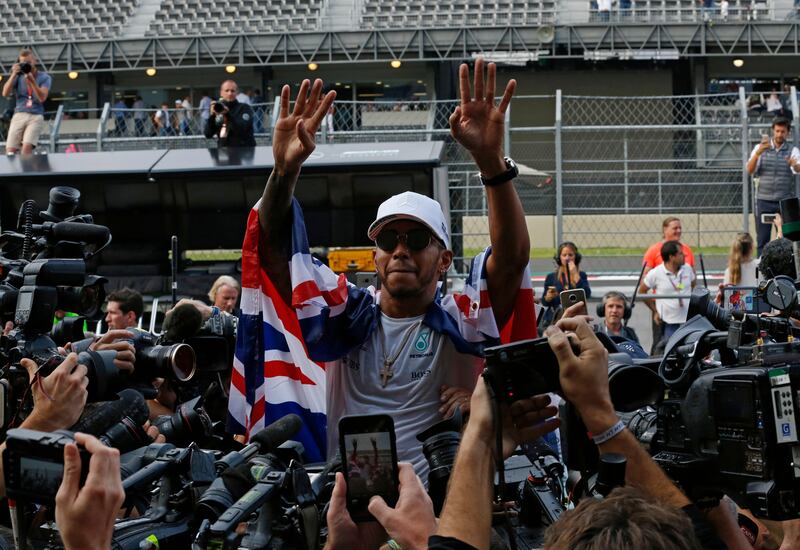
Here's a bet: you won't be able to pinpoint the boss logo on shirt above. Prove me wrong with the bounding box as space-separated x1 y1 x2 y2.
411 368 432 380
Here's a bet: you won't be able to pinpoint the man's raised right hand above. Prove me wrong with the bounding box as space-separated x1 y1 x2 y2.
272 79 336 177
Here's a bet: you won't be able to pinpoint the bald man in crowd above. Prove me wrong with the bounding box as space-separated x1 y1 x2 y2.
204 79 256 147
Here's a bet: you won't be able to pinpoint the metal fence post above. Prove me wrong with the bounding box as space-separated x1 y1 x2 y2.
97 102 110 152
791 86 800 197
270 96 281 130
739 86 750 233
49 105 64 154
504 102 511 157
623 137 629 212
555 90 563 246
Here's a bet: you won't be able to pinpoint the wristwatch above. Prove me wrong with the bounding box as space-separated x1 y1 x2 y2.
479 157 519 187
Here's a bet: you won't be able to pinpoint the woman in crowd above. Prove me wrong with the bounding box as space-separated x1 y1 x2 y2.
723 232 758 287
539 241 591 329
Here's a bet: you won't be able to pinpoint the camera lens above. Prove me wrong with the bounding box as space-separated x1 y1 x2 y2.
421 430 460 514
213 102 225 114
570 295 577 302
136 343 196 382
19 62 32 74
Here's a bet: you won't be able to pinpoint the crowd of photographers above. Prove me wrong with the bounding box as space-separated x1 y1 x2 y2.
3 54 800 550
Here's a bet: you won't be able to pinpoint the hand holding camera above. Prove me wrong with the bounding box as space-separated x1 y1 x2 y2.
546 318 617 434
211 100 227 116
473 373 560 458
20 353 88 432
55 432 125 550
89 329 136 373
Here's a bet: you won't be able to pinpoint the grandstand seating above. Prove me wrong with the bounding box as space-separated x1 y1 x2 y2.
0 0 138 42
145 0 323 36
0 0 785 45
359 0 557 28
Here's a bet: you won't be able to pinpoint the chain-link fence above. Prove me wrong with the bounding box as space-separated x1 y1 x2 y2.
2 89 790 275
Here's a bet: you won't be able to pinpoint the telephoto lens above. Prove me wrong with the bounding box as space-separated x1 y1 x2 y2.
152 396 213 446
416 409 463 515
128 330 196 382
212 101 226 114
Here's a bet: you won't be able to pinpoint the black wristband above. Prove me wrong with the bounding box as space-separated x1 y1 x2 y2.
479 157 519 187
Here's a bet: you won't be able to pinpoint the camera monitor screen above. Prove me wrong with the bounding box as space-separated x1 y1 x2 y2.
722 286 770 314
343 432 395 500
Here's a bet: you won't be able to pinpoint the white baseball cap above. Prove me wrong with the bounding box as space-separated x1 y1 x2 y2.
368 191 450 249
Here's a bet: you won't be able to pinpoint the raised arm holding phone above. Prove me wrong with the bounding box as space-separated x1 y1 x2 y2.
746 117 800 254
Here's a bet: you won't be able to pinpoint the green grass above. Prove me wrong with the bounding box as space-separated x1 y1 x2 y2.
464 246 730 259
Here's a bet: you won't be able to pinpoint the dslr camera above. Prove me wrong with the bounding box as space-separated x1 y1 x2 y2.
212 100 226 114
18 61 32 75
4 428 89 505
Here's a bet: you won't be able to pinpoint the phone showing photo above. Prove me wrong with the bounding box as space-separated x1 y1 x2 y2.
338 414 400 522
560 288 587 314
761 213 778 225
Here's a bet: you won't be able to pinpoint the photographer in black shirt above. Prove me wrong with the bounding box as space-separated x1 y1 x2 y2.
204 79 256 147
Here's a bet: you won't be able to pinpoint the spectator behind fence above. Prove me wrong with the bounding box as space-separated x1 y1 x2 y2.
179 94 193 135
132 95 147 137
154 102 173 137
204 79 256 147
112 97 128 136
642 216 695 350
598 291 640 344
539 241 591 329
746 116 800 255
724 232 758 286
640 240 696 349
2 48 52 155
198 90 212 125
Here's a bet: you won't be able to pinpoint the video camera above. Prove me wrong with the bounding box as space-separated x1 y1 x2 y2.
632 285 800 519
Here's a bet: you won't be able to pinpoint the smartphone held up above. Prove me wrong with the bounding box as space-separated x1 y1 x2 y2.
339 414 400 522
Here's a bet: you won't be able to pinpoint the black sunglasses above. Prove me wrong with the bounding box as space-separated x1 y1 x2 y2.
375 228 436 252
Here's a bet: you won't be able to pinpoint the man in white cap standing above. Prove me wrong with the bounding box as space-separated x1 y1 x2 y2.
238 58 534 478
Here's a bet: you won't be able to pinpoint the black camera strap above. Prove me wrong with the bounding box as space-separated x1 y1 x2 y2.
483 376 519 550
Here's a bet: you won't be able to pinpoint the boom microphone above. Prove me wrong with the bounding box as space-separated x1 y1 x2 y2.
163 302 203 342
71 389 148 436
42 221 110 244
248 413 303 452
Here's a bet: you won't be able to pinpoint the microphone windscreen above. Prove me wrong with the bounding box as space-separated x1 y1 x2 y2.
163 303 203 342
72 389 148 435
249 414 302 452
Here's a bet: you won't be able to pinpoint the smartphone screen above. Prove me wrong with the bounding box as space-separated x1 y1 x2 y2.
339 414 400 522
761 213 778 225
560 288 587 314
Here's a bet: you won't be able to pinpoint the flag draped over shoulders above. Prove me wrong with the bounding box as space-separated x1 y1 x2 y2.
228 197 536 460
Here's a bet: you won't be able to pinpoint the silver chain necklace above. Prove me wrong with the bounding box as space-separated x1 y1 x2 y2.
377 317 422 388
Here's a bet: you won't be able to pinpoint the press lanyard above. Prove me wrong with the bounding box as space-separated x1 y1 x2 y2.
666 268 685 307
24 78 33 109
